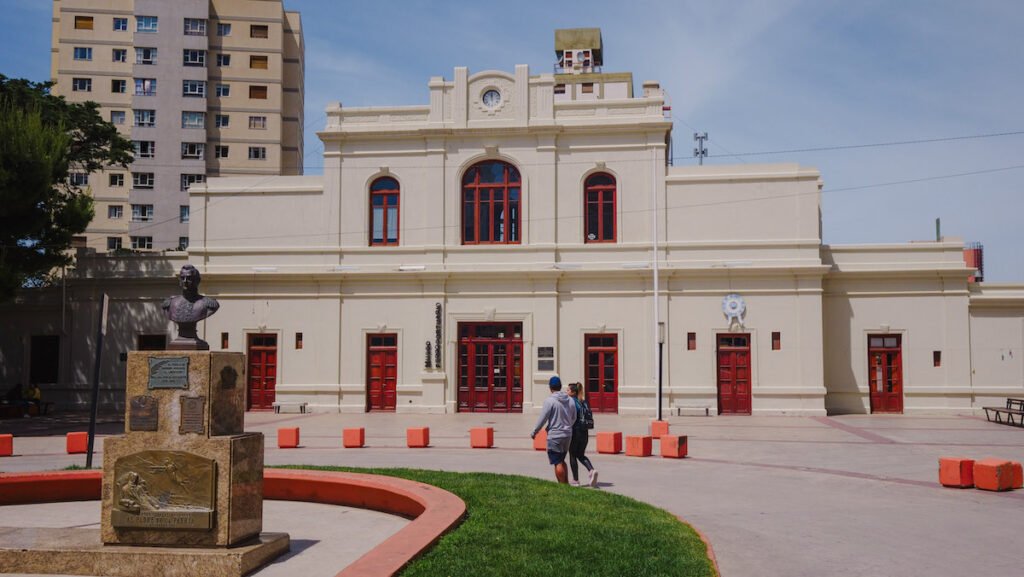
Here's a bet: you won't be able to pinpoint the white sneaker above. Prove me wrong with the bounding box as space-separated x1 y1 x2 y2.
570 480 580 487
588 469 599 487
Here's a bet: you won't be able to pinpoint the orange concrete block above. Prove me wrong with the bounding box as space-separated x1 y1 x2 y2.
343 427 365 448
277 427 300 449
470 427 494 449
596 431 621 454
974 458 1013 492
407 427 430 448
651 420 670 437
66 432 88 454
1010 461 1023 490
661 435 688 459
0 434 12 457
625 435 653 457
533 429 547 450
938 457 974 488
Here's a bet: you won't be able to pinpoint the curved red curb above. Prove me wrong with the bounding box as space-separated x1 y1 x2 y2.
676 515 721 577
0 469 466 577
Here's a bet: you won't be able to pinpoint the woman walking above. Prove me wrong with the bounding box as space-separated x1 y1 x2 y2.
567 382 598 487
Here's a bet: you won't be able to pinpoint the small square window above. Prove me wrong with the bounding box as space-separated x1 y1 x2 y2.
69 173 89 186
183 18 207 36
772 331 781 351
182 80 207 98
107 236 122 251
108 204 123 219
111 79 126 93
73 47 92 61
217 23 232 36
130 236 153 250
110 110 125 124
180 174 205 191
250 24 269 38
112 48 127 62
131 204 153 222
133 172 155 189
183 49 206 67
214 145 229 158
581 83 594 94
134 109 156 127
181 111 205 129
554 84 565 94
248 146 267 160
248 115 267 129
216 53 231 67
181 142 205 159
72 78 92 92
687 332 696 351
74 16 94 30
249 85 268 100
109 174 124 187
133 140 155 158
136 16 158 33
215 83 230 97
178 237 189 250
215 114 230 127
250 55 268 69
135 47 157 65
113 17 128 31
134 78 156 96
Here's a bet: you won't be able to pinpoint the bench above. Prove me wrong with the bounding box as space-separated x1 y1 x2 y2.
982 398 1024 427
675 406 712 417
272 401 308 414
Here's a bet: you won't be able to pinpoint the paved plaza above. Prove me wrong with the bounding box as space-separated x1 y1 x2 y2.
2 411 1023 576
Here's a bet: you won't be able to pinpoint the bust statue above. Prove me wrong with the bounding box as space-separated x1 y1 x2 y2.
162 264 220 350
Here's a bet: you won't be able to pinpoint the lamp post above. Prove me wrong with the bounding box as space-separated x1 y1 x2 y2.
657 321 665 421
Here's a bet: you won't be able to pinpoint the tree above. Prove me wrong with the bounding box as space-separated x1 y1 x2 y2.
0 75 132 301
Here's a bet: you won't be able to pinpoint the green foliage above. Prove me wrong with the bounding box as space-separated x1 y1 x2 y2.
0 75 132 300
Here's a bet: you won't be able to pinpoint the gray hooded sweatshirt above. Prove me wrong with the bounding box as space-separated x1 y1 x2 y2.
532 391 577 452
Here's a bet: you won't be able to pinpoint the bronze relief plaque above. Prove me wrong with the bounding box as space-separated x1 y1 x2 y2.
128 396 158 431
179 396 206 435
111 450 216 530
148 357 189 389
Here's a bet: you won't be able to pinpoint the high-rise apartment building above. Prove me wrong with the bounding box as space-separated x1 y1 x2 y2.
51 0 304 252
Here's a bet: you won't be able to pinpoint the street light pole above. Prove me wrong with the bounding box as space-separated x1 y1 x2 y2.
657 321 665 421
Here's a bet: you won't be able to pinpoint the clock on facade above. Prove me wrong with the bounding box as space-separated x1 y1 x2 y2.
482 89 502 108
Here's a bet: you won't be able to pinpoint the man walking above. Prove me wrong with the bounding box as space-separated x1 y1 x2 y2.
531 376 577 484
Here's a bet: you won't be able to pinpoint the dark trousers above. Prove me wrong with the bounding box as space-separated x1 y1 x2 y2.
569 427 594 481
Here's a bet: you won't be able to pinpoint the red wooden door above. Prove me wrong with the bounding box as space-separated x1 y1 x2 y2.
868 335 903 413
246 333 278 410
585 334 618 413
367 334 397 412
457 323 523 412
717 334 751 415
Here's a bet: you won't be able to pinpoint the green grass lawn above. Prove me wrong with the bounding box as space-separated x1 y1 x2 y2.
282 466 716 577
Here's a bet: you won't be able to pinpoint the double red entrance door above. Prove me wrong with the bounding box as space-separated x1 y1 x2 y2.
717 334 751 415
868 335 903 413
247 333 278 410
457 323 523 412
367 334 397 412
585 334 618 413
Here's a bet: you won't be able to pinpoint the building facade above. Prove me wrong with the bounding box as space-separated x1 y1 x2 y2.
50 0 304 253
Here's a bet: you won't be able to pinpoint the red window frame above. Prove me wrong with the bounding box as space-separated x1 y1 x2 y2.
369 177 400 246
584 333 618 413
461 161 521 245
584 172 616 243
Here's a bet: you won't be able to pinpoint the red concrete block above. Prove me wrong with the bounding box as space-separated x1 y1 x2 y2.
66 432 88 454
651 420 670 437
0 434 12 457
974 458 1013 492
533 428 547 450
277 427 300 449
1010 461 1023 490
343 427 365 448
661 435 688 459
470 427 493 449
625 435 653 457
596 431 621 454
407 427 430 448
938 457 975 488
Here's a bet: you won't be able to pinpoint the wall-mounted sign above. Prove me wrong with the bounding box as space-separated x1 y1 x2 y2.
148 357 189 389
537 347 554 359
538 359 555 371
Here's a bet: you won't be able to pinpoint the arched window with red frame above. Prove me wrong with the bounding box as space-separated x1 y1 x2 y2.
584 172 616 243
370 177 399 246
462 160 521 244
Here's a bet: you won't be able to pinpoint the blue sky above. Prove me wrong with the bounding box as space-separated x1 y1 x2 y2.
5 0 1022 280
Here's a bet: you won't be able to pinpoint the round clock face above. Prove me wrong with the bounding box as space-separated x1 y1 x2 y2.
482 89 502 108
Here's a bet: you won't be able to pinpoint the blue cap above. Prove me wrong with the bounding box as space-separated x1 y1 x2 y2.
548 376 562 389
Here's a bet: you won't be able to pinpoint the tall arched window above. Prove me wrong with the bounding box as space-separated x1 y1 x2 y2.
462 160 521 244
584 172 616 243
370 177 399 246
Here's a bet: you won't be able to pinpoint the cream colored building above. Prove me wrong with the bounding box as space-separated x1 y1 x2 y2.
50 0 303 254
3 29 1022 416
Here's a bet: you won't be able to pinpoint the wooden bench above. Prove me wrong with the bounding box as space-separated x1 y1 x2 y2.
982 398 1024 427
272 401 308 414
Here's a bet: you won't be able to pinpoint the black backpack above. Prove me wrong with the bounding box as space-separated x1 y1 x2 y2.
578 399 595 430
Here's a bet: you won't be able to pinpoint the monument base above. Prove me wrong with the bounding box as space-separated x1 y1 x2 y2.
0 528 288 577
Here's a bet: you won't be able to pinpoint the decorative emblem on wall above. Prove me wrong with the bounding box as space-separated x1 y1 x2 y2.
722 293 746 330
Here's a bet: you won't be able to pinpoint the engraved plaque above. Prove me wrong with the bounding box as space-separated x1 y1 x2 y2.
537 347 554 359
111 450 216 530
219 365 238 389
148 357 189 389
129 396 158 431
538 359 555 371
179 396 206 435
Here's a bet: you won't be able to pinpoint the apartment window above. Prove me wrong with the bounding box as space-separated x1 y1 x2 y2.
217 22 232 36
134 78 156 96
182 80 207 97
182 49 206 67
461 160 521 244
215 83 230 97
214 145 229 158
584 172 616 243
113 17 127 31
108 174 124 187
772 331 782 351
131 204 154 222
112 48 127 62
133 109 156 127
183 18 207 36
180 205 190 223
581 82 594 94
248 146 267 160
72 78 92 92
216 53 231 67
181 111 205 129
107 237 122 251
110 110 125 124
133 140 155 158
74 16 94 30
133 172 154 189
73 47 92 61
248 115 267 129
687 332 697 351
554 84 566 94
136 16 158 33
214 114 230 127
181 142 205 159
111 79 126 93
68 172 89 187
249 85 267 99
180 174 205 191
135 47 157 64
250 55 268 69
369 177 400 246
131 236 153 250
107 204 123 219
250 25 269 38
178 237 189 250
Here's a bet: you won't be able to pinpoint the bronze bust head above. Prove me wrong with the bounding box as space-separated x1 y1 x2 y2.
161 264 220 350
